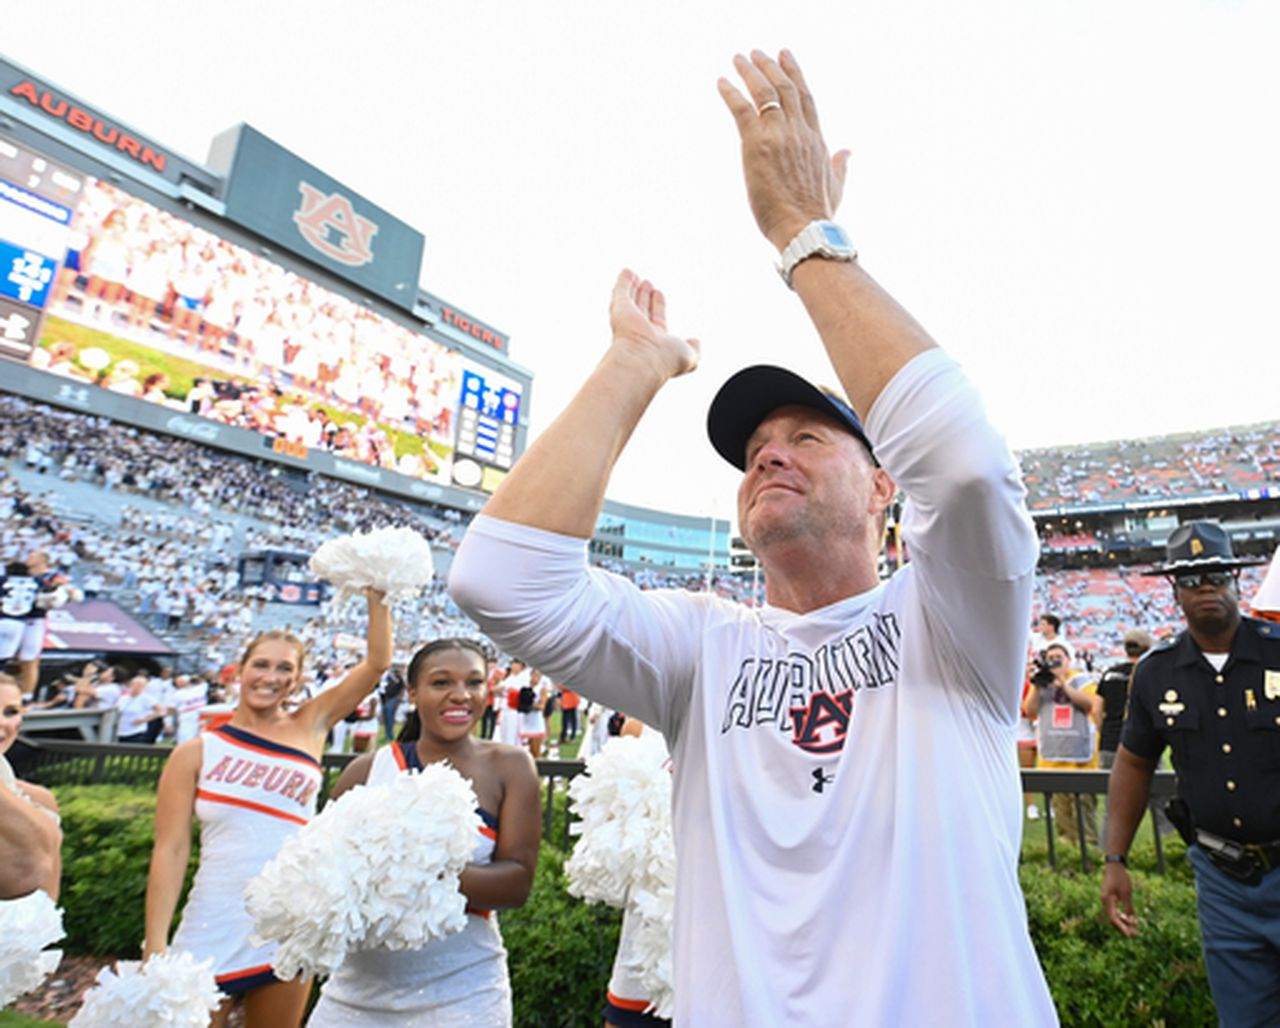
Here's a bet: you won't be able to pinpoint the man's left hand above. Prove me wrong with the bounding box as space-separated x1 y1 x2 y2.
717 50 850 251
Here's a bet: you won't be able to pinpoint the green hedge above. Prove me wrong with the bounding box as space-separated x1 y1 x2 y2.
55 785 196 957
51 785 1215 1026
503 846 621 1027
1021 863 1212 1026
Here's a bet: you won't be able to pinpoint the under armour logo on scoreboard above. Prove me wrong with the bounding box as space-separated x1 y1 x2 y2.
0 309 31 341
55 384 91 407
292 182 378 267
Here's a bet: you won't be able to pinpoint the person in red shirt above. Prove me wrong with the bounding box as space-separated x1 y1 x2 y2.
559 687 581 743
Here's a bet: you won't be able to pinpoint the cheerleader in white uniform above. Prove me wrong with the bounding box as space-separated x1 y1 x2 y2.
496 660 527 748
144 589 391 1028
308 638 541 1027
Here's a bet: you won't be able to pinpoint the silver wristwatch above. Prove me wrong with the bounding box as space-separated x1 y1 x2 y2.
777 220 857 288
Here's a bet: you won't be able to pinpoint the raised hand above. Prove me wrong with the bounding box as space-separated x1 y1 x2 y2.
717 50 850 251
609 269 700 381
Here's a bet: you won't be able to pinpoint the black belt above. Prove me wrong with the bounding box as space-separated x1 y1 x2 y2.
1195 830 1280 884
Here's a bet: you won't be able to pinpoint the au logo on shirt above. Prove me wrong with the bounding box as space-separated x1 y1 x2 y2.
721 613 901 754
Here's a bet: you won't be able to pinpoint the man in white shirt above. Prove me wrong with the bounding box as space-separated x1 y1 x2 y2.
145 665 176 742
169 674 208 743
114 675 164 743
450 51 1055 1026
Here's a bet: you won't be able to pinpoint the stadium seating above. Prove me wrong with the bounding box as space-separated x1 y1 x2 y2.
1 392 1274 680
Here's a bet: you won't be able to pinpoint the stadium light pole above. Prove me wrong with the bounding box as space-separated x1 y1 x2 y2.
705 510 718 593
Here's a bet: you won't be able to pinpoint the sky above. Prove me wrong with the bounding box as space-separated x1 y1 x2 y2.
5 0 1278 522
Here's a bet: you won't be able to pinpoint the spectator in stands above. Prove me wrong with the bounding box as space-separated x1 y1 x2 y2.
1102 521 1277 1026
1034 612 1074 660
0 672 61 899
1024 642 1102 851
71 663 122 710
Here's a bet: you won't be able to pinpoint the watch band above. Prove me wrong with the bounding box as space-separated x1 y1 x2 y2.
777 220 857 288
1104 853 1128 867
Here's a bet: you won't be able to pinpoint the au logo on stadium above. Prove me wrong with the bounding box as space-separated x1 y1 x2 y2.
292 182 378 267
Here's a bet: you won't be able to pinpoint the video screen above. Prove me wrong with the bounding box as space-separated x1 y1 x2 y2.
0 131 521 491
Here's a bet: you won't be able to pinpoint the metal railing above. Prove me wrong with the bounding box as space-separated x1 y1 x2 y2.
21 708 118 742
1022 768 1179 873
16 738 1176 869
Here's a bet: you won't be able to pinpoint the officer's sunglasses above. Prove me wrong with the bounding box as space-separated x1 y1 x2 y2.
1171 570 1235 590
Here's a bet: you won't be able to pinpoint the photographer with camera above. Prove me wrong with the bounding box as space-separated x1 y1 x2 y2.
1024 642 1103 850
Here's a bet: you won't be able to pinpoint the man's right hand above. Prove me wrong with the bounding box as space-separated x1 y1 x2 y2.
1101 864 1140 936
609 270 699 381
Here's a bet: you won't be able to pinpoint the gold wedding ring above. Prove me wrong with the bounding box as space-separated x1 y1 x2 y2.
757 100 782 115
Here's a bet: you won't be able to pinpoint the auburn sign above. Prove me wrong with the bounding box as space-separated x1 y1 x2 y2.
8 79 168 174
292 182 378 267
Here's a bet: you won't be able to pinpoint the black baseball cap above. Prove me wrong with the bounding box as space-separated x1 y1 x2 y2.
706 365 875 471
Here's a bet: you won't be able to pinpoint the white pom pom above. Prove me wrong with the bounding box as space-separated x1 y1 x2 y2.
565 734 674 1015
69 951 220 1027
622 878 676 1018
565 733 672 907
0 889 64 1007
246 761 480 978
309 527 435 604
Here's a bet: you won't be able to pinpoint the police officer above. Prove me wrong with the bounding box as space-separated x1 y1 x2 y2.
1101 520 1279 1026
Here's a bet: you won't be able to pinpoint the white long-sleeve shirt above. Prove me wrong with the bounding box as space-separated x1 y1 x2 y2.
451 349 1056 1026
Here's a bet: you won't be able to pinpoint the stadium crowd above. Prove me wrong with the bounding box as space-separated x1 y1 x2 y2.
1021 421 1280 509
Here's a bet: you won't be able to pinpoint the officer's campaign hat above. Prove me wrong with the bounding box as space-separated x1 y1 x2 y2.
1142 520 1266 576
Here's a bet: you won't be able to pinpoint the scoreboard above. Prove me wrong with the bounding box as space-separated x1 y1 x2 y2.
0 55 528 504
0 136 83 358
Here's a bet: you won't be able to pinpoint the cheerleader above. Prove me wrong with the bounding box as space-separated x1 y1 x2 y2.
0 672 61 899
308 637 541 1027
143 588 391 1028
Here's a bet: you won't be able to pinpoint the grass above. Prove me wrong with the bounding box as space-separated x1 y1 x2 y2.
39 315 219 398
0 1013 63 1027
1020 797 1190 879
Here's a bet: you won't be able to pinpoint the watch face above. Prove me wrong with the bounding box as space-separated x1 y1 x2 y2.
819 223 850 248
